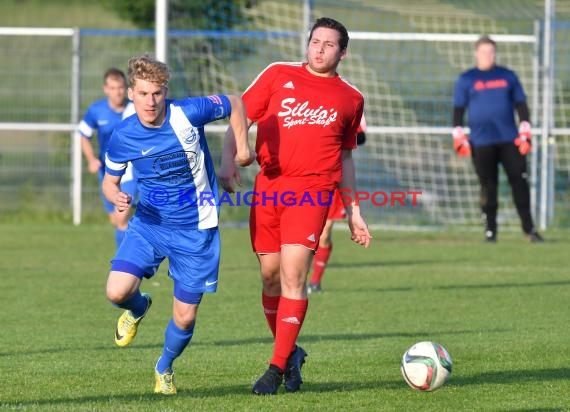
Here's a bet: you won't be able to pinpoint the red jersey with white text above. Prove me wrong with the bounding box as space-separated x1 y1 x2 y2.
243 62 364 184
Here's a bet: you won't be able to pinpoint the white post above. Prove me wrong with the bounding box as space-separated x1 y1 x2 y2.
155 0 168 63
530 20 540 222
539 0 554 230
71 27 82 225
300 0 311 59
546 1 556 225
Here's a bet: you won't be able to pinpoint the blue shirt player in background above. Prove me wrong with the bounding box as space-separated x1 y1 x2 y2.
452 35 543 243
78 68 137 247
102 54 254 395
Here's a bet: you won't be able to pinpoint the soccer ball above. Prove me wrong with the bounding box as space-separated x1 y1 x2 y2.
400 341 453 391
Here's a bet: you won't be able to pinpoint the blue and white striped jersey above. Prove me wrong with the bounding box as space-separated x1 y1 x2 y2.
78 98 128 162
105 95 231 229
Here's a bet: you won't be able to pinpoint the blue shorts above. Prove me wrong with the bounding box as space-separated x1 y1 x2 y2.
98 164 138 214
111 216 220 297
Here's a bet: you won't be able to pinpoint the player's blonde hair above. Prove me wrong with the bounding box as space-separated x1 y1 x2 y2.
127 54 170 88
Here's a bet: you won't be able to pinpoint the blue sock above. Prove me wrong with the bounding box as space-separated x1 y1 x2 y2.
115 228 126 247
156 319 195 373
112 291 148 319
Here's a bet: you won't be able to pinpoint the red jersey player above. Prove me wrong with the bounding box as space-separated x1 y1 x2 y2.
219 17 371 395
307 114 367 294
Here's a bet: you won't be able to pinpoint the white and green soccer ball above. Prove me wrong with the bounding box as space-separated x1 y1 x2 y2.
400 341 453 391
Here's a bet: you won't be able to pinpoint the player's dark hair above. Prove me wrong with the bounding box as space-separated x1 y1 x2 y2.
475 35 496 50
103 67 126 83
308 17 349 50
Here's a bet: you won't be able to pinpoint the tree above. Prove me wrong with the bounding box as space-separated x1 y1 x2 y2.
101 0 256 97
101 0 250 30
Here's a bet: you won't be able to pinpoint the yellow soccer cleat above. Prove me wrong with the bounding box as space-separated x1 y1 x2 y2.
154 368 177 395
114 293 152 347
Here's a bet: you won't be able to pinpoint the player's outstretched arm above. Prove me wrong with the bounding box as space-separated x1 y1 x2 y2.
79 132 102 173
340 150 372 248
219 96 255 193
348 211 371 248
219 128 241 193
228 95 255 167
102 172 131 212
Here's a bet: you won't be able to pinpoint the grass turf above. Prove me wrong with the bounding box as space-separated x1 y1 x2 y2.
1 223 569 411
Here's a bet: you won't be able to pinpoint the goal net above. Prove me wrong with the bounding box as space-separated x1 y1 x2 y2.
2 0 569 229
224 1 540 229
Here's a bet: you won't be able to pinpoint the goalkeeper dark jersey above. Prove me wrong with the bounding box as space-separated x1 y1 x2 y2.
453 65 526 147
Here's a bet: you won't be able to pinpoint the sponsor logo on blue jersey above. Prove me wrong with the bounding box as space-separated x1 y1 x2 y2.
152 150 200 178
183 127 199 145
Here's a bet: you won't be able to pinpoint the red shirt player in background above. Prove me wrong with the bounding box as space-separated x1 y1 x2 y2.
220 17 371 395
307 114 367 294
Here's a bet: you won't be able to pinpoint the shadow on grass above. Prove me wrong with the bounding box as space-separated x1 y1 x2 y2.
1 328 509 357
0 380 397 408
0 386 244 408
329 259 442 269
436 279 570 290
3 368 569 408
319 367 570 392
0 342 166 357
499 409 565 412
0 380 390 407
349 279 570 293
210 328 509 347
449 367 570 386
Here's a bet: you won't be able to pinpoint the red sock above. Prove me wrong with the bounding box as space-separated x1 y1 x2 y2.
310 245 332 285
270 296 308 371
262 293 280 338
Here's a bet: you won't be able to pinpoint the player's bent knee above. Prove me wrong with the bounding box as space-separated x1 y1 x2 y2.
173 303 199 330
106 285 136 304
259 267 280 289
106 287 131 305
173 314 197 330
106 271 141 303
280 276 307 296
260 272 281 292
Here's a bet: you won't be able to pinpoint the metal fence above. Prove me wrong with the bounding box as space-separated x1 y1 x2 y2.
0 0 568 229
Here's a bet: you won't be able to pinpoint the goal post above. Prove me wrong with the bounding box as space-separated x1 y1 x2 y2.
0 17 563 229
0 27 82 223
342 30 544 229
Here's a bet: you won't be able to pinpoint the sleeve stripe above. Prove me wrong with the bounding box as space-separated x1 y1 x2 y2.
78 120 93 138
105 153 127 172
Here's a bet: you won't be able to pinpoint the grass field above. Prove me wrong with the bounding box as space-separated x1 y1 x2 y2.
1 223 569 411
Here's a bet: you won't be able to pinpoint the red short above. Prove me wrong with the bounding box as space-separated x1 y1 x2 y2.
249 174 335 253
327 189 347 221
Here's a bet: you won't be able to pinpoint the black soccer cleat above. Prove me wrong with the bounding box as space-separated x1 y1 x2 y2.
484 230 497 243
284 346 307 392
252 364 283 395
525 230 545 243
307 283 322 294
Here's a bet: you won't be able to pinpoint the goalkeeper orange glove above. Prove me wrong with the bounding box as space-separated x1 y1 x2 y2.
452 126 471 157
514 121 532 155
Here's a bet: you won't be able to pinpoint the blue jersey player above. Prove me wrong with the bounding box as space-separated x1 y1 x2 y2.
102 55 254 395
78 68 137 247
452 35 543 243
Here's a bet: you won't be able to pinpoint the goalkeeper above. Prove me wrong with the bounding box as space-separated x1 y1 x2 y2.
452 35 543 243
